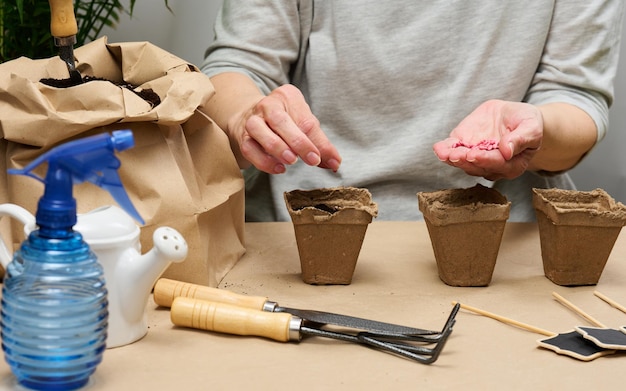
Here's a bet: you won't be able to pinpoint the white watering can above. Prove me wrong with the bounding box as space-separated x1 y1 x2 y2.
0 203 188 348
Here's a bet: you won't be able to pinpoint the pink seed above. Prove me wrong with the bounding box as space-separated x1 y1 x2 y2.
452 139 498 150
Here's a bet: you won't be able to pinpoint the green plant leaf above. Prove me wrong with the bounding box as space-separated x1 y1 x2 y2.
1 0 171 63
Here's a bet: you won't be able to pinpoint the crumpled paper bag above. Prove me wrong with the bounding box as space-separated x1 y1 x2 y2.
0 37 245 286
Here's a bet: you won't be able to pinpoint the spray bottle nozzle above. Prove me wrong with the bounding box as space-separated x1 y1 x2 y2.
110 129 135 151
8 130 144 231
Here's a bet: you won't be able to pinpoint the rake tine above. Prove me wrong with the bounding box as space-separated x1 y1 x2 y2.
301 323 443 363
298 303 460 364
358 324 454 364
353 302 460 343
355 304 460 364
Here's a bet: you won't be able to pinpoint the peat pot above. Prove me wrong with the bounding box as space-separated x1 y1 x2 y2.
284 187 378 285
418 184 511 287
532 188 626 286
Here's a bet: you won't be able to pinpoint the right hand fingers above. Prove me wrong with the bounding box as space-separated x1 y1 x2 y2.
246 107 320 166
243 85 341 173
239 129 288 174
271 85 341 171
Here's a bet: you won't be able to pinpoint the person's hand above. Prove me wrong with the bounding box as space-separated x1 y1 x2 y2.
229 84 342 174
432 100 543 181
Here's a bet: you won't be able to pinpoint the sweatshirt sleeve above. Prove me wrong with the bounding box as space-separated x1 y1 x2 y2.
200 0 302 95
525 0 625 143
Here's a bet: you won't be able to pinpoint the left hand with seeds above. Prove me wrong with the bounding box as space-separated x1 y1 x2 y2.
433 100 544 181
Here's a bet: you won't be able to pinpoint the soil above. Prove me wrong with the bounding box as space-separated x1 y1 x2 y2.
40 75 161 107
294 204 340 213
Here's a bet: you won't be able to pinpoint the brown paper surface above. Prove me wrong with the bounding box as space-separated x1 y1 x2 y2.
2 222 626 389
0 140 8 279
0 38 245 286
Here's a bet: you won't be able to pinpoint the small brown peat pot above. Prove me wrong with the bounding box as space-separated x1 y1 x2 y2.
284 187 378 285
532 188 626 286
418 184 511 287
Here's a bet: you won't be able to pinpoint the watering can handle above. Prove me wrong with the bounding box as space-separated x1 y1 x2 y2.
0 204 36 268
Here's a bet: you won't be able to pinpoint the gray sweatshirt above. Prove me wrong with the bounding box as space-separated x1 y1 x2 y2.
202 1 624 221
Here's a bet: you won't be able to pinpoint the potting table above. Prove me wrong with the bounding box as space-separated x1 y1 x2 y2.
1 222 625 390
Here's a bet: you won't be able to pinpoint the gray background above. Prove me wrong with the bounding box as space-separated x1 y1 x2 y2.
102 0 626 203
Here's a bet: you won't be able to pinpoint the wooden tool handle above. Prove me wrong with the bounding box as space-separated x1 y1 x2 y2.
49 0 78 37
552 292 605 328
453 301 556 337
171 297 297 342
153 278 269 309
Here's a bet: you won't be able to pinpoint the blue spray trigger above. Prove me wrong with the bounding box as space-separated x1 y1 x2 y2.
8 130 144 228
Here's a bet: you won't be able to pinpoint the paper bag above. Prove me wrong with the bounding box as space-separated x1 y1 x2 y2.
0 38 245 286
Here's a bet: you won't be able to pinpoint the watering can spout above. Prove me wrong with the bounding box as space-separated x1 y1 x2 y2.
119 227 188 323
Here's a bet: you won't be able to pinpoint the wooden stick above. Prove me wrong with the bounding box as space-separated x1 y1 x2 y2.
452 301 555 337
594 291 626 315
552 292 606 328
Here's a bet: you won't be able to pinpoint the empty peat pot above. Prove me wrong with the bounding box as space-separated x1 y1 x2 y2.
284 187 378 285
418 184 511 287
532 188 626 286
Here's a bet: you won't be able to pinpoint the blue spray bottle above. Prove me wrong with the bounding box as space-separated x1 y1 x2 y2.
1 130 143 390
